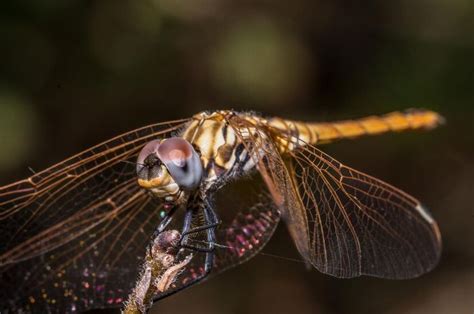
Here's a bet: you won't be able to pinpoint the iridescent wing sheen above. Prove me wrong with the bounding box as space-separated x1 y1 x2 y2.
0 119 190 313
212 195 280 274
150 193 281 301
228 114 441 279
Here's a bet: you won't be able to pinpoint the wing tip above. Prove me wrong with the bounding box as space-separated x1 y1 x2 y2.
416 203 442 247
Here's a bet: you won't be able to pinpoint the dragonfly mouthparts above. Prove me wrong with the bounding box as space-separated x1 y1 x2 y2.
143 154 161 168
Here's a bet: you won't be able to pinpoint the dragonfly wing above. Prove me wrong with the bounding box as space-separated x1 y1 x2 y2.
286 142 442 278
212 194 281 274
279 142 441 278
0 119 190 313
229 114 442 279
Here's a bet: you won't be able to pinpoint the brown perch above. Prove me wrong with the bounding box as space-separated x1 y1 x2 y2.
123 230 193 314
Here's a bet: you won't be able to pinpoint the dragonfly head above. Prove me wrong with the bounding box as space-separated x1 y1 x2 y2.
136 137 203 207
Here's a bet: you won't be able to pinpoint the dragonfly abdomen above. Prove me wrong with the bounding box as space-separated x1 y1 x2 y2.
267 109 444 153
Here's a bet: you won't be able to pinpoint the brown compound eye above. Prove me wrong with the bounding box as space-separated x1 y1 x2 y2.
137 140 161 166
156 137 203 190
136 139 164 181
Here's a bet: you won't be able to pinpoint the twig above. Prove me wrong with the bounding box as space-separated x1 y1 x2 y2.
123 230 192 314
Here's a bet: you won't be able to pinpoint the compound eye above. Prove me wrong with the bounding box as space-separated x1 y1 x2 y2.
136 139 162 176
157 138 203 190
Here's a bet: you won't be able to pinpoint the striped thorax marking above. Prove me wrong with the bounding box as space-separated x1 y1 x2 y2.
182 112 237 184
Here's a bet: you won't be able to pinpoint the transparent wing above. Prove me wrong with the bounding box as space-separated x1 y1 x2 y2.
285 143 442 278
0 119 190 313
228 114 441 279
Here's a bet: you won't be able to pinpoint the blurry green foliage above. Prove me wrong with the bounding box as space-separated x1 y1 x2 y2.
211 18 311 105
0 89 37 170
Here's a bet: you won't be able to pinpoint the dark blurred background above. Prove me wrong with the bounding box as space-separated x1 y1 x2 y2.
0 0 473 313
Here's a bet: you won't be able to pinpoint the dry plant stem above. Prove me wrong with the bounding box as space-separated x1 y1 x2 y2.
123 230 192 314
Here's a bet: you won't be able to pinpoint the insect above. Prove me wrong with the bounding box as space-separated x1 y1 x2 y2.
0 109 443 313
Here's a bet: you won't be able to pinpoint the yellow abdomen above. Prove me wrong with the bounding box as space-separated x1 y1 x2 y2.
266 109 444 153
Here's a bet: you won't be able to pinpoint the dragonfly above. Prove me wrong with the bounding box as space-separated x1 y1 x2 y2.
0 109 443 313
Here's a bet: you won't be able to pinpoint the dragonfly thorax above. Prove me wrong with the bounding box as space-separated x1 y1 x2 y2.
136 137 203 206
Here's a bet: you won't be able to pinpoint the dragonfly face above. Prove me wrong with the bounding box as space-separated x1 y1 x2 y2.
136 137 203 207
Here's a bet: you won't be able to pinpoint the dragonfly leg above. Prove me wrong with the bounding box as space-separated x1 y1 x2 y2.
182 221 221 236
180 221 220 253
152 205 178 237
152 206 218 303
201 205 217 270
194 205 217 274
180 205 218 252
180 243 214 253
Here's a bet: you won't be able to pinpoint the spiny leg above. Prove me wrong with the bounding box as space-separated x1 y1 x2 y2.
182 221 221 236
180 205 218 252
152 205 218 302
